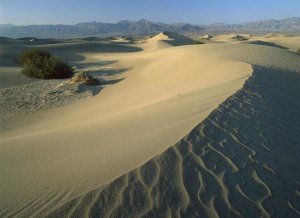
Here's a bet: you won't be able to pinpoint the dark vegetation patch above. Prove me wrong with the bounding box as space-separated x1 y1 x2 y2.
19 49 74 79
194 40 205 44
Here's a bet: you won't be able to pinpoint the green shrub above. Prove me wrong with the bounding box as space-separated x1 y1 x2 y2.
19 49 73 79
297 48 300 54
70 71 100 85
19 49 51 65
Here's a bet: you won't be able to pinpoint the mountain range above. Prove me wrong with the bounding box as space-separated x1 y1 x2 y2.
1 17 300 38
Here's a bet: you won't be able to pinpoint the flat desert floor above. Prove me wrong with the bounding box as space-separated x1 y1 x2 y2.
0 33 300 217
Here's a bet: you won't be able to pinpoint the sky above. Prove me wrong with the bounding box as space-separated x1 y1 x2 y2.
0 0 299 25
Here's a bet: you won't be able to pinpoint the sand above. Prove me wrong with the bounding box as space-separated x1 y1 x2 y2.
1 33 300 217
258 34 300 52
0 80 97 123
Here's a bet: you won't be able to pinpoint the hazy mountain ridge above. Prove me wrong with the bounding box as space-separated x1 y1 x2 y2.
1 17 299 38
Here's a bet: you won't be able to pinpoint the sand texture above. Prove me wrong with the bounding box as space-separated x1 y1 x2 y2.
1 33 300 217
47 65 300 218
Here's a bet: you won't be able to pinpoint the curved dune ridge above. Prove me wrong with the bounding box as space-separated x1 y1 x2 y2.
47 66 300 218
1 33 300 217
0 33 251 216
46 38 300 217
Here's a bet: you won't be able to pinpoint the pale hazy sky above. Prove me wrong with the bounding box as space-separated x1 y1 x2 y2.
0 0 299 25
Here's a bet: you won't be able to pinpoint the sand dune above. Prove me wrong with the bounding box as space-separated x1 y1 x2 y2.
1 33 300 217
212 33 249 42
259 35 300 52
213 33 300 53
46 37 300 218
0 33 251 216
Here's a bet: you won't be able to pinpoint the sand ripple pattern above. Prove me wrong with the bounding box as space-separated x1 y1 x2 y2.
44 65 300 218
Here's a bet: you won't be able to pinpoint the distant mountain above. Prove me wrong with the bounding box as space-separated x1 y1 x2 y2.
1 17 299 39
206 17 300 32
0 20 204 38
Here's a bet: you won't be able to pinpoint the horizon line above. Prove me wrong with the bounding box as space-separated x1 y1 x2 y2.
1 16 299 27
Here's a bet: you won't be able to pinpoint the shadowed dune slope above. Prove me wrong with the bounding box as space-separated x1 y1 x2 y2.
161 31 195 46
259 35 300 52
248 40 288 49
46 45 300 217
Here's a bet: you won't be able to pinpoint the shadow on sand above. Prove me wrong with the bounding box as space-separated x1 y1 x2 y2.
46 66 300 218
248 40 288 49
78 78 125 96
74 60 118 68
89 67 133 76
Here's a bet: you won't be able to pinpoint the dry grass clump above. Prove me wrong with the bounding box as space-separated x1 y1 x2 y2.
70 71 100 85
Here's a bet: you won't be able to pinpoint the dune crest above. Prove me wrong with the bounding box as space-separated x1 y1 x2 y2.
1 33 300 217
0 33 252 216
46 37 300 217
47 65 300 218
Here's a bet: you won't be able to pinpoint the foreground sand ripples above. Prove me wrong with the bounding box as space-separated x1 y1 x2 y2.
47 65 300 218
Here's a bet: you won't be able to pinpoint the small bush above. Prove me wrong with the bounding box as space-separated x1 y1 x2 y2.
194 40 205 44
70 71 100 85
19 49 51 65
297 48 300 54
19 49 73 79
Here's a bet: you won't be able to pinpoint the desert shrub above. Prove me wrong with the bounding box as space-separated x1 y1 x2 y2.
194 40 205 44
18 49 51 65
70 71 100 85
19 49 73 79
297 48 300 54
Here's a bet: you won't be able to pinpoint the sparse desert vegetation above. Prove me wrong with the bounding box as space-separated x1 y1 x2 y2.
19 49 74 79
194 40 205 44
70 71 100 85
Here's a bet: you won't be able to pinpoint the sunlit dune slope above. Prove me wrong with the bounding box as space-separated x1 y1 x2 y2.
47 36 300 217
0 33 252 216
